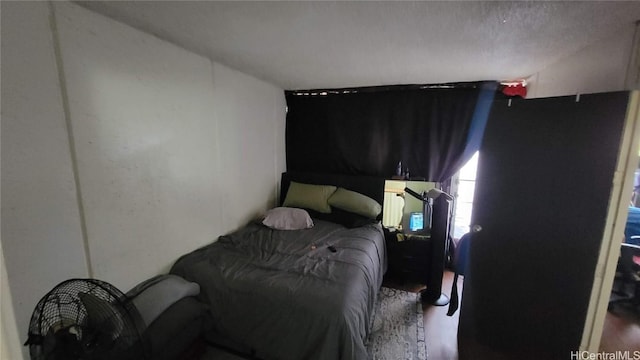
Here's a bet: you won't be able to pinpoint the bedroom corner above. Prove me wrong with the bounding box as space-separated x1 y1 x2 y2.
1 3 286 359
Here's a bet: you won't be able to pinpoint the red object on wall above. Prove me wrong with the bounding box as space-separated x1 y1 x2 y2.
501 83 527 98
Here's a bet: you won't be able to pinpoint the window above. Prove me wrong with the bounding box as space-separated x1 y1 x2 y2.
453 152 479 239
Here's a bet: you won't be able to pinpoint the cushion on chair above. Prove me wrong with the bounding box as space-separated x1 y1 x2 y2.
141 297 210 360
128 275 209 360
127 274 200 326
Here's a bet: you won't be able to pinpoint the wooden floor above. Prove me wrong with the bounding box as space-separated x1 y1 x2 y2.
388 271 640 360
599 304 640 352
422 271 462 360
383 270 462 360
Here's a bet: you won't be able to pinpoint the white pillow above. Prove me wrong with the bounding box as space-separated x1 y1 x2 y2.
262 207 314 230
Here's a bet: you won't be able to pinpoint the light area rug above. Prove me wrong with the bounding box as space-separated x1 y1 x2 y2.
202 286 427 360
367 286 427 360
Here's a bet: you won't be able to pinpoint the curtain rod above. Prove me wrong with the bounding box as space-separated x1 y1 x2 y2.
286 81 497 96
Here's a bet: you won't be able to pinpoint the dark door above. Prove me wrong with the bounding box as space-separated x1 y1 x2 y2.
458 92 630 360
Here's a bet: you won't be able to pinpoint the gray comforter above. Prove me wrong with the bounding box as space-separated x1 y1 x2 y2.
170 219 386 360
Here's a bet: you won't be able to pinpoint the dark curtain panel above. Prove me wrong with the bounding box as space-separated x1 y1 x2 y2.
285 82 497 182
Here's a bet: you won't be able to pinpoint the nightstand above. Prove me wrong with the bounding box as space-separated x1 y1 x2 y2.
384 228 431 284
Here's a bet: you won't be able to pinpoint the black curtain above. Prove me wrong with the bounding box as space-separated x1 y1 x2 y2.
285 82 497 182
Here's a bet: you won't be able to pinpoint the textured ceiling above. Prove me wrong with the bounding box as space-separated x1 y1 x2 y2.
76 1 640 90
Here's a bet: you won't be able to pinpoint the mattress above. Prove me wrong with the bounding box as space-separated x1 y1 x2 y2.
170 219 386 360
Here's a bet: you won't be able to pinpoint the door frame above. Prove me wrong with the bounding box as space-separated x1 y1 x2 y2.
581 91 640 351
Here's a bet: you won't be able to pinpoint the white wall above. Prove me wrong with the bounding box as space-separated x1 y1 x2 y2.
528 23 637 98
1 2 285 358
1 234 22 360
1 3 89 358
54 2 220 288
212 63 287 234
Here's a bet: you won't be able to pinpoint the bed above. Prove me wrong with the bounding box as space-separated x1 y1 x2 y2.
170 171 387 360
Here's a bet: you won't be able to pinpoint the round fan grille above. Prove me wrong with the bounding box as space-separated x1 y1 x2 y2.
26 278 147 360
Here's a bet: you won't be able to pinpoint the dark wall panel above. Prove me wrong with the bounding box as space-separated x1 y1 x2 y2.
458 92 630 359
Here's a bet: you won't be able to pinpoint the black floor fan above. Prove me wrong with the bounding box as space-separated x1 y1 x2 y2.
24 278 149 360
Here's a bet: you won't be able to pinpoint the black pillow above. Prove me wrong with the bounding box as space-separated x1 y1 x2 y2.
330 207 378 228
305 207 377 228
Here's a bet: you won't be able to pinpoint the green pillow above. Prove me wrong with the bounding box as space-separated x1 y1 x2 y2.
283 181 337 214
328 187 381 219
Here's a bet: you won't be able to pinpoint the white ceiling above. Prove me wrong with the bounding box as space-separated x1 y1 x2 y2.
76 1 640 90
